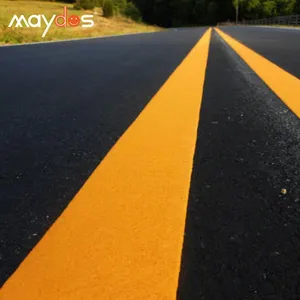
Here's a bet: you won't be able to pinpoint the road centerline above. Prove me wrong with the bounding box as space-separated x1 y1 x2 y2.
178 29 300 299
1 28 211 299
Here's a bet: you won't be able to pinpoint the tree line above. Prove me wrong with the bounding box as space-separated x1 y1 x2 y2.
73 0 142 21
67 0 300 27
131 0 300 27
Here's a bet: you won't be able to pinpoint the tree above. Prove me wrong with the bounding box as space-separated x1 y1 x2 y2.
124 2 142 21
262 0 277 17
74 0 95 10
276 0 296 15
103 0 114 17
113 0 127 13
192 0 206 24
130 0 299 27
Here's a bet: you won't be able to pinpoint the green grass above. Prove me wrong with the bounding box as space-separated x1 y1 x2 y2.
0 0 160 44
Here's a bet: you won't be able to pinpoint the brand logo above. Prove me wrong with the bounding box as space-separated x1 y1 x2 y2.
8 7 94 38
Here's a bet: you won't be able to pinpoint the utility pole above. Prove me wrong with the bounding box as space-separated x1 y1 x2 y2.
236 0 239 24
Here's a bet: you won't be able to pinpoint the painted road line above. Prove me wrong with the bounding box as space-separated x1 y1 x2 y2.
1 28 211 299
215 27 300 119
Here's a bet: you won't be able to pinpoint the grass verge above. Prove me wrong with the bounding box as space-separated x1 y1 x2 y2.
0 0 160 45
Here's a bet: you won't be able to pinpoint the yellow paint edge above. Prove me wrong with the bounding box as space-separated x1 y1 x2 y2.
215 27 300 119
1 28 212 300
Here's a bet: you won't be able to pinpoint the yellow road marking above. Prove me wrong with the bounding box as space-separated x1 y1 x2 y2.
215 28 300 119
1 28 211 299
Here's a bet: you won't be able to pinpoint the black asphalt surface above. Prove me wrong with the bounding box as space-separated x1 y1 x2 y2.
0 28 206 286
1 26 300 299
220 26 300 78
178 30 300 299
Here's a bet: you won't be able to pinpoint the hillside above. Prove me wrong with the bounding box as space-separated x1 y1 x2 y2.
0 0 159 45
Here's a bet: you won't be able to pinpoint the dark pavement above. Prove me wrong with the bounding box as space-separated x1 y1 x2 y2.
0 28 206 286
178 30 300 300
1 26 300 299
220 26 300 78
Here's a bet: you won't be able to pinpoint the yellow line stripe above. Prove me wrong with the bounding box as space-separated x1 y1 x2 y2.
1 28 212 300
215 28 300 118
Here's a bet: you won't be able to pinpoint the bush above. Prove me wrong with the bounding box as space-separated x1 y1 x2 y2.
113 0 126 13
103 0 114 17
95 0 105 7
74 0 95 10
73 1 81 9
124 2 141 22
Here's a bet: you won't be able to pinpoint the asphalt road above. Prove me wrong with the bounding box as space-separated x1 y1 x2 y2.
220 26 300 78
178 29 300 300
0 28 206 285
1 26 300 299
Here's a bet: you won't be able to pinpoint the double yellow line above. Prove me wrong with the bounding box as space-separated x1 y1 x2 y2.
1 27 299 300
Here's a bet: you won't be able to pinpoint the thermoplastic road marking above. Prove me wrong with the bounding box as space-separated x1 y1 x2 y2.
216 28 300 119
1 28 211 299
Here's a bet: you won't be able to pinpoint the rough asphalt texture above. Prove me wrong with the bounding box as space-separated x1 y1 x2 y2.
1 26 300 299
178 30 300 299
0 28 205 286
220 26 300 79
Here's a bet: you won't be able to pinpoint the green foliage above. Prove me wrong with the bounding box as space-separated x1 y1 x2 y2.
248 0 261 10
280 0 297 15
101 0 142 21
74 0 95 10
2 30 24 44
130 0 300 27
95 0 105 7
58 0 76 4
74 2 80 9
113 0 127 13
124 2 142 21
262 0 277 16
233 0 297 19
103 0 114 17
